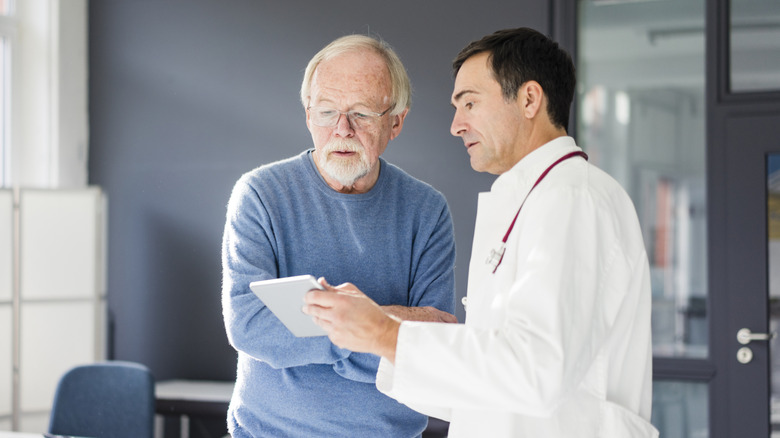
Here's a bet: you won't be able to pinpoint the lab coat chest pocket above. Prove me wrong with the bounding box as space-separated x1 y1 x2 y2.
484 247 519 329
469 268 510 329
466 192 518 329
465 256 501 328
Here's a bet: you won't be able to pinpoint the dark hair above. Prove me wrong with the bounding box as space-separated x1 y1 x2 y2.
453 28 575 131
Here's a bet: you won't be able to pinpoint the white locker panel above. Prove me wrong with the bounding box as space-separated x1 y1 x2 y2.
20 189 101 300
1 187 105 430
0 190 12 302
0 305 11 419
19 301 95 412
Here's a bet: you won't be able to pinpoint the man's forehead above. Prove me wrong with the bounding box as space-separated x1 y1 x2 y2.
451 54 497 101
451 71 484 103
315 51 388 82
311 52 391 103
310 83 391 106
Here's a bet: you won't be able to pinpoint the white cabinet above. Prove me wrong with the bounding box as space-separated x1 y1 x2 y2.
0 188 106 432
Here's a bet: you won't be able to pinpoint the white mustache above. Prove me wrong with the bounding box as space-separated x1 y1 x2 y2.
322 138 363 155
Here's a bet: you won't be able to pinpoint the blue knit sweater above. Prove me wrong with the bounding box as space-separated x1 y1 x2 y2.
222 150 456 437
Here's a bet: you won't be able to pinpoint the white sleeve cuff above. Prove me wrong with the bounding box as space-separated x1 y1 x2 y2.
376 356 396 397
374 323 452 421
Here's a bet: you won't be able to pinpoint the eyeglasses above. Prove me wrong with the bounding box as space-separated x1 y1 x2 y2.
307 106 392 130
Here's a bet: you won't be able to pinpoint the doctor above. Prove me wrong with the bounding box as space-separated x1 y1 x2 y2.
304 27 659 437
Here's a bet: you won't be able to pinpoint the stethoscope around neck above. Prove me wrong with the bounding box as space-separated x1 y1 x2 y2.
484 151 588 275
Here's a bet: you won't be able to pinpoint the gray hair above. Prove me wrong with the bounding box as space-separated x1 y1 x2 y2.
300 34 411 115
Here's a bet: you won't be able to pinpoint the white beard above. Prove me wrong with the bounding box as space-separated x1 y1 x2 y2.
317 138 372 187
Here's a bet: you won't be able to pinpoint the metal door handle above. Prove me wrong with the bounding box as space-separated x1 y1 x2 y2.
737 328 777 345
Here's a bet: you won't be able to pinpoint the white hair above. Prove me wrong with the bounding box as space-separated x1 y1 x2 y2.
300 34 411 116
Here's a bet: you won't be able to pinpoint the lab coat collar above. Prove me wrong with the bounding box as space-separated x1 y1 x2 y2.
490 136 582 196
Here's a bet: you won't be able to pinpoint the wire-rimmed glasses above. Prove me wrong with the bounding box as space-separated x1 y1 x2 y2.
307 106 391 130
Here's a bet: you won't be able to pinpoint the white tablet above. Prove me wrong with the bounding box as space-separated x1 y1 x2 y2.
249 275 327 337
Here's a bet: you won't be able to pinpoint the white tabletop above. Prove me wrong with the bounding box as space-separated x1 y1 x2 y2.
155 379 234 402
0 433 90 438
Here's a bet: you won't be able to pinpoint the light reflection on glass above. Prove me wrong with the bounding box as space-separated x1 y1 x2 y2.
0 0 11 16
651 380 708 438
578 0 707 358
730 0 780 93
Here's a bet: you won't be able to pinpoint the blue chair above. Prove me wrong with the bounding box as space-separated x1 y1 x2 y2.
48 361 155 438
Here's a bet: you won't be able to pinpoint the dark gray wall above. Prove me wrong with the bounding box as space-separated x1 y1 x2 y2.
89 0 550 381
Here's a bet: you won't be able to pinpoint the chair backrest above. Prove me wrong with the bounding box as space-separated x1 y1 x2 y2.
48 361 155 438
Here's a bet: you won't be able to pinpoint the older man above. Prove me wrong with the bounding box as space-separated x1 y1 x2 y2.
221 35 456 437
304 28 659 437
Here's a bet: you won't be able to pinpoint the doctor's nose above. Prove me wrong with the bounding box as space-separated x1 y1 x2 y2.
450 112 467 137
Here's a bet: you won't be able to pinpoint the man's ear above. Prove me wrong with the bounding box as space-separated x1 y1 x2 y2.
519 81 544 120
388 108 409 141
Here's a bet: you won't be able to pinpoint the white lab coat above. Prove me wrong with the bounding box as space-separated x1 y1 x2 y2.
376 137 659 437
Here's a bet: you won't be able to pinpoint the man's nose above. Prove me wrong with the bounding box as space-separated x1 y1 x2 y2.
334 113 355 137
450 111 466 137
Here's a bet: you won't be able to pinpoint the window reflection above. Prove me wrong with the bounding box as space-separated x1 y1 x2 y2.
730 0 780 92
578 0 707 358
652 380 708 438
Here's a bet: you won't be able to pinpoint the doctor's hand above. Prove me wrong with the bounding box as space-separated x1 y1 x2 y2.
303 278 400 362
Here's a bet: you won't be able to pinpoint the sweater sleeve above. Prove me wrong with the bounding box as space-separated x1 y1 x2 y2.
222 178 350 368
408 198 457 314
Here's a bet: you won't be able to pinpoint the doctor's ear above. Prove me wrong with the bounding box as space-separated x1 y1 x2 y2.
519 81 544 119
